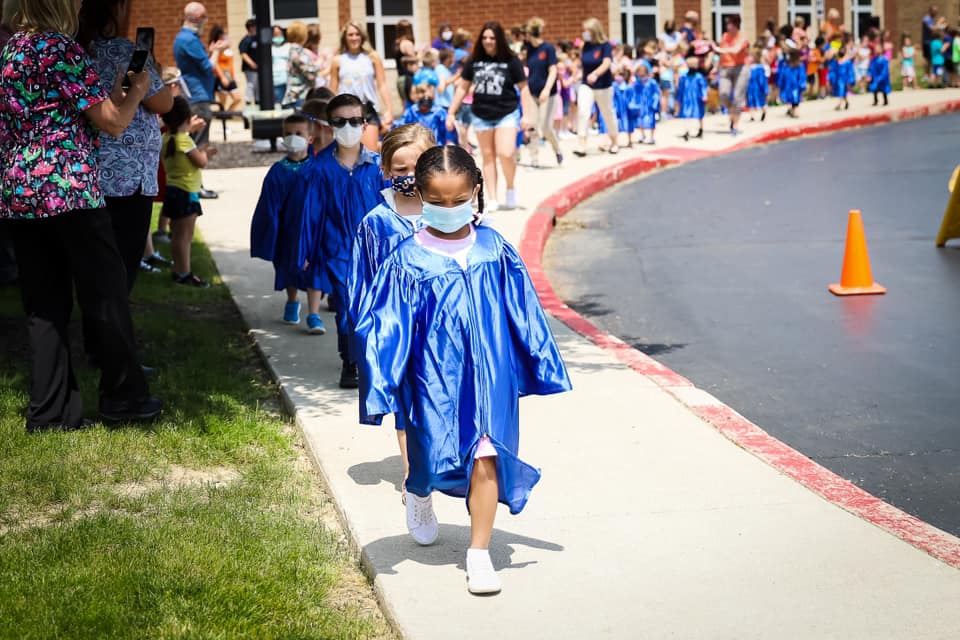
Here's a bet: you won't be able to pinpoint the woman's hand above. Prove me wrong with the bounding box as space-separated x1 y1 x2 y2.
587 72 598 85
381 110 393 128
538 91 549 104
111 68 150 104
445 112 456 131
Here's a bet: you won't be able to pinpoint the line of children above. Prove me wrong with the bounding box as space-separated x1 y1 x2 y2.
353 145 571 595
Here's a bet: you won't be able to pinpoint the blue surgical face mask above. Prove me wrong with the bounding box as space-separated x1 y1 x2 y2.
420 198 475 233
391 174 416 197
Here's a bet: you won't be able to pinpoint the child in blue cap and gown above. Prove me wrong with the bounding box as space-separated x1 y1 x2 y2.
868 43 891 106
353 145 571 595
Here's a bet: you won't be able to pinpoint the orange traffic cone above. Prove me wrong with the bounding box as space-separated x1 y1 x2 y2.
828 210 887 296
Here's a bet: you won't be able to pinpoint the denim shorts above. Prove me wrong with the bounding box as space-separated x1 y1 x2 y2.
472 108 521 131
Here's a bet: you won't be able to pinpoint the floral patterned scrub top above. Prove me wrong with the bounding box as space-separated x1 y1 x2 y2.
0 31 107 219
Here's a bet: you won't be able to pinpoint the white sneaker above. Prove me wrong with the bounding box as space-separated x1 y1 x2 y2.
466 548 501 594
505 189 517 209
486 200 500 213
405 493 438 545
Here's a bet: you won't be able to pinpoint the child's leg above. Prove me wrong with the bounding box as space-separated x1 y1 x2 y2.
171 214 197 275
397 428 410 487
469 456 499 549
286 286 298 303
306 288 323 315
142 231 156 260
157 215 170 234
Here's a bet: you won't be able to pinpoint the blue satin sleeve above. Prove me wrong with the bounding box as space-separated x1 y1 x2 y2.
499 242 572 397
355 259 419 424
250 164 285 261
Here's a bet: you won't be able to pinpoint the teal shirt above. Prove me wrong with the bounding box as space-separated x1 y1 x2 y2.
931 39 945 66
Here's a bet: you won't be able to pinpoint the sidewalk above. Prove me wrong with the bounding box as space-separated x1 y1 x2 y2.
199 90 960 639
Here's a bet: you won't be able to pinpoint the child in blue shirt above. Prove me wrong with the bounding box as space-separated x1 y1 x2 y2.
746 47 768 122
435 48 456 109
397 83 458 146
629 63 659 145
931 30 946 87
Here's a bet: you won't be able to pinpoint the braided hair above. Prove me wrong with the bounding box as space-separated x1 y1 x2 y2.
414 145 485 215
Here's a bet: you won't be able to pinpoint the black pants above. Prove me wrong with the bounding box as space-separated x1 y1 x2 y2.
106 191 153 294
7 209 149 429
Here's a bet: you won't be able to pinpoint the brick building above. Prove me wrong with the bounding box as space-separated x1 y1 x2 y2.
130 0 956 72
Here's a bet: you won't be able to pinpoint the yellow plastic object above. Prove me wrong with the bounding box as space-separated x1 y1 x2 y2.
829 210 887 296
937 164 960 247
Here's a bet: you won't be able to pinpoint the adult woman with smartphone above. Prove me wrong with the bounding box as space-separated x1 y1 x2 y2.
78 0 173 292
0 0 163 430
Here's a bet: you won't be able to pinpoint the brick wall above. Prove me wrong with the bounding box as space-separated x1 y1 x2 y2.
339 0 351 32
125 0 230 67
428 0 609 44
755 0 778 38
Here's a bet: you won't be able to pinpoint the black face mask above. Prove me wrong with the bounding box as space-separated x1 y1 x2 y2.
418 97 434 110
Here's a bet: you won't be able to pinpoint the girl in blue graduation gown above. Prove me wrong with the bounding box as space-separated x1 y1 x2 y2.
250 114 316 326
613 71 634 145
299 94 387 386
829 47 855 111
778 50 807 118
867 44 891 106
354 146 571 595
676 57 707 140
346 125 435 538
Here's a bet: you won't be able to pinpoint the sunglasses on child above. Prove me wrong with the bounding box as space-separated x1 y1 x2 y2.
329 116 366 128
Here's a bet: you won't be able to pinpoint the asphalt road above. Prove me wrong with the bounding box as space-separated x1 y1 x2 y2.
544 112 960 537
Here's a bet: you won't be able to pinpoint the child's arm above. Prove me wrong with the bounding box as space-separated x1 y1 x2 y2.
186 144 217 169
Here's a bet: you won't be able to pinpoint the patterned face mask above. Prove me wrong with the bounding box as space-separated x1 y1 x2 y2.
391 174 417 197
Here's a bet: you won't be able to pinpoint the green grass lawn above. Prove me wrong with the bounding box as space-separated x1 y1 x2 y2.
0 213 394 639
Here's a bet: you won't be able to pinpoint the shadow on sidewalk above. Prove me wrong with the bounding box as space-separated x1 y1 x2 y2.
363 524 564 575
348 454 404 493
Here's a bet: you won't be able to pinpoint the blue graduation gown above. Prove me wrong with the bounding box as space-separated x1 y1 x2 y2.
677 71 707 120
777 63 806 105
613 80 633 133
346 190 421 353
301 144 385 353
354 225 572 514
829 59 854 98
250 156 312 290
746 64 769 109
868 55 891 94
396 105 459 146
635 77 661 130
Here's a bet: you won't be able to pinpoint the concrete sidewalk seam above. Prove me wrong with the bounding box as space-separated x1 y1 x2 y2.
520 98 960 570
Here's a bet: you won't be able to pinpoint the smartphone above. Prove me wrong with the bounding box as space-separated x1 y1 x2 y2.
122 50 149 90
122 27 154 90
135 27 154 53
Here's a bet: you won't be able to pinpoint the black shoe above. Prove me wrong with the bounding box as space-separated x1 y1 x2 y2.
682 132 690 141
199 188 219 199
572 149 587 157
339 362 359 389
326 296 337 312
694 129 703 139
145 253 172 268
27 418 96 434
760 110 766 122
173 272 211 288
99 396 163 424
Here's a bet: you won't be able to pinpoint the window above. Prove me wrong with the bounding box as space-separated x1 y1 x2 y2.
788 0 814 34
366 0 414 64
712 0 742 42
850 0 874 40
248 0 318 26
621 0 658 49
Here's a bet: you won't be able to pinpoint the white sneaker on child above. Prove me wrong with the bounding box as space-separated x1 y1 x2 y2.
486 200 500 213
405 492 438 545
505 189 517 209
466 548 501 595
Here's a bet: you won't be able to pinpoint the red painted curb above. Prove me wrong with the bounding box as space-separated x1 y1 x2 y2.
521 99 960 569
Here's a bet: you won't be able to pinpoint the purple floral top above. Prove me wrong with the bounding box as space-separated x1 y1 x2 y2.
0 31 107 219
